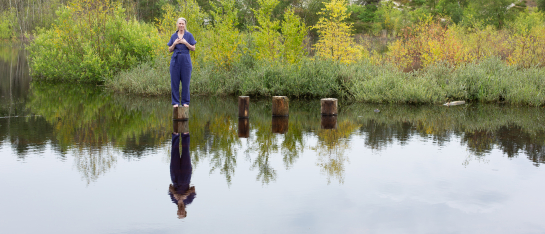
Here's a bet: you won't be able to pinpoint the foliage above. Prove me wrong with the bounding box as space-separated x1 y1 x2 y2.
435 0 466 23
348 4 377 23
302 0 328 36
27 0 161 82
281 7 308 63
505 11 545 67
107 55 170 95
373 1 407 35
0 9 17 40
539 0 545 12
108 55 545 106
382 15 545 70
467 0 517 28
313 0 363 63
205 0 245 69
0 0 69 38
252 0 283 61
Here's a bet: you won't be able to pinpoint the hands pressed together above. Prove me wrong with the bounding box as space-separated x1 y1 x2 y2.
174 37 188 46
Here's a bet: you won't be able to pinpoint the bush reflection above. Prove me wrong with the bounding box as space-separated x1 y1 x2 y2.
3 83 545 185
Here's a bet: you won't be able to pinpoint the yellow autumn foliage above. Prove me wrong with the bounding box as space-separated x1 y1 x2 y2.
313 0 364 63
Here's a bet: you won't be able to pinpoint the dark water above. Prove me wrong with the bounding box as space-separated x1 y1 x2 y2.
2 44 545 234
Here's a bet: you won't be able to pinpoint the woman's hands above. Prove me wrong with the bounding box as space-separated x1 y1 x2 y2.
169 36 196 52
174 38 187 46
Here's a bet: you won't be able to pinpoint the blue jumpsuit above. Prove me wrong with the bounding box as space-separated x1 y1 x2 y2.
169 133 195 206
167 31 197 106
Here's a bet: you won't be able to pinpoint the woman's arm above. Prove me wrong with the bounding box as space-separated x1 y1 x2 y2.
185 42 196 51
179 38 196 51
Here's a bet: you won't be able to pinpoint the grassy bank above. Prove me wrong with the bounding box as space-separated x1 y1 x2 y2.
106 56 545 106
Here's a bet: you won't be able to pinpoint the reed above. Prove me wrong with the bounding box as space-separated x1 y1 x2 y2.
107 56 545 106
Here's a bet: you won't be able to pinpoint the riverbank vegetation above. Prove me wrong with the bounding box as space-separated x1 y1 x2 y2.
23 0 545 105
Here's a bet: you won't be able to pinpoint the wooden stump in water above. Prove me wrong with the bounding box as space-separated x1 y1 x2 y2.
239 96 250 118
321 116 337 129
238 118 249 138
173 120 189 133
272 96 289 116
321 98 338 116
173 106 189 120
272 116 289 134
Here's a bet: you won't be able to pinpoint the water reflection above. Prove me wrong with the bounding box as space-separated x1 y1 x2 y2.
313 120 361 184
2 81 545 185
0 44 31 117
271 116 289 134
169 132 196 219
238 118 249 138
321 116 337 129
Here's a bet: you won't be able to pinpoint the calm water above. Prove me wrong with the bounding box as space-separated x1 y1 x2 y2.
2 44 545 234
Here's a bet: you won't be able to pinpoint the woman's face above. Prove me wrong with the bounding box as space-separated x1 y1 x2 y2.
177 19 186 32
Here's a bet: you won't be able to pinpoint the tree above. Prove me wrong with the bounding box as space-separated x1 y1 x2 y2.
538 0 545 12
252 0 283 61
470 0 517 28
282 7 307 63
206 0 245 68
313 0 362 63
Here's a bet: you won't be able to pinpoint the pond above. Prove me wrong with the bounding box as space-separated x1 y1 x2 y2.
2 43 545 234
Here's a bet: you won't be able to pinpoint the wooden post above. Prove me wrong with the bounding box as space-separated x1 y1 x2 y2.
272 116 289 134
321 98 338 116
239 96 249 118
173 120 189 134
173 106 189 120
272 96 289 116
238 118 249 138
321 116 337 129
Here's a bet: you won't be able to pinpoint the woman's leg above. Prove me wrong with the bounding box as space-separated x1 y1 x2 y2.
171 62 182 107
180 63 192 106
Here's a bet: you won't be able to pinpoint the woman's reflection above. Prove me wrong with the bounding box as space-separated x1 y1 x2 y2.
169 130 196 219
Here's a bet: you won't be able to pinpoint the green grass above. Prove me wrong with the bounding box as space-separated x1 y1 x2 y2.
106 56 545 106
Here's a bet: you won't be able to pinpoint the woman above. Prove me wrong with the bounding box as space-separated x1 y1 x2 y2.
167 17 197 108
169 132 196 219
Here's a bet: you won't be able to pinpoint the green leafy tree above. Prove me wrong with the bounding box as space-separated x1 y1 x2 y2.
252 0 283 61
28 0 161 82
539 0 545 12
0 9 17 39
313 0 362 63
281 7 307 63
374 0 407 35
205 0 245 68
470 0 517 28
435 0 467 23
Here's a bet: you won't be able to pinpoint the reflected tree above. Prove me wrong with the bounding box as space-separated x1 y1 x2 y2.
73 146 117 184
206 115 240 186
313 120 360 184
248 119 279 184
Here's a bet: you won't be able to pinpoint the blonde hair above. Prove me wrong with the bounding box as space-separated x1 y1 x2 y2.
177 17 188 32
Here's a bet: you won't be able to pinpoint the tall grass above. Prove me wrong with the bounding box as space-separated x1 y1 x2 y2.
107 56 545 106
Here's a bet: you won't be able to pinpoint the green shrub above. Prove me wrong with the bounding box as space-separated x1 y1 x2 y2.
0 10 16 40
27 0 161 82
108 54 545 106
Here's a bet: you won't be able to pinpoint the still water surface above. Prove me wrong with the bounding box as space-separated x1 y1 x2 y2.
1 44 545 234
